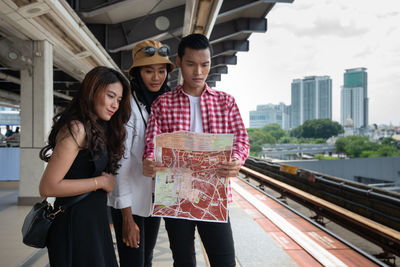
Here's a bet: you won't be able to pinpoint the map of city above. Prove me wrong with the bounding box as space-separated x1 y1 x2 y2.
152 131 233 222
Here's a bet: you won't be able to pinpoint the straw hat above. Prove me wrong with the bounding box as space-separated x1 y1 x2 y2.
128 40 175 76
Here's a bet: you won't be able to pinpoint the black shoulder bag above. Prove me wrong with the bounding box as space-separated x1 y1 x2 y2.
21 192 90 248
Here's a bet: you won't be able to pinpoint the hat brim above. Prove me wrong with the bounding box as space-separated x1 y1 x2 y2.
128 56 175 76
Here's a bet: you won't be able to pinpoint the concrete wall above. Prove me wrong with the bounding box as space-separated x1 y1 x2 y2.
284 157 400 185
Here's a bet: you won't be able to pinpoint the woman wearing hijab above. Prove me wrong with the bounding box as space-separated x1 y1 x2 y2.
108 40 175 267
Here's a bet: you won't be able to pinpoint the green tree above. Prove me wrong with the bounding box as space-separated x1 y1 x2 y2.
335 137 348 153
279 136 297 144
289 126 302 138
301 119 344 139
311 138 327 144
338 136 379 158
336 136 400 158
374 145 400 157
290 119 343 139
381 137 398 147
247 128 276 156
261 123 286 140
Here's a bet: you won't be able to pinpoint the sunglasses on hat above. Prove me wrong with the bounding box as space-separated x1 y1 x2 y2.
134 46 170 58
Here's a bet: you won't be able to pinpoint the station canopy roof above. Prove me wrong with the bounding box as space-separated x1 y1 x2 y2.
0 0 292 107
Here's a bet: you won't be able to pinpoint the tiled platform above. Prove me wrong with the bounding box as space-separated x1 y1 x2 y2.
0 181 297 267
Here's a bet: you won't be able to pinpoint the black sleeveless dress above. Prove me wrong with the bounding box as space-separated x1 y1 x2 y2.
47 149 118 267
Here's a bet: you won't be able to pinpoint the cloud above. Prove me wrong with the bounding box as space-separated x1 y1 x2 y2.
218 0 400 126
377 11 399 19
354 46 373 59
274 17 369 38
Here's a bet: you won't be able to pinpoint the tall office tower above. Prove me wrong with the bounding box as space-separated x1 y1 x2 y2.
290 76 332 128
249 103 291 130
340 68 368 129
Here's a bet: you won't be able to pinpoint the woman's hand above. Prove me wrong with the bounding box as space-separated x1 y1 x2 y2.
121 209 140 248
98 172 116 192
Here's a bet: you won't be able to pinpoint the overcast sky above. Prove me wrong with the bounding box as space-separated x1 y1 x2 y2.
216 0 400 128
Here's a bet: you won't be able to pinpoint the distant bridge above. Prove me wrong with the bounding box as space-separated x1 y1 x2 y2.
260 144 336 158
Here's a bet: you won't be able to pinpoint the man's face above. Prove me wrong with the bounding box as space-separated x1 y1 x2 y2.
177 47 211 92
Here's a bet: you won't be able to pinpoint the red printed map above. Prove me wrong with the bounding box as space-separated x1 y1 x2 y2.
152 131 233 222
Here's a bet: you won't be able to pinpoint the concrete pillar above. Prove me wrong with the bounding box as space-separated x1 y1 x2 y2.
18 40 53 205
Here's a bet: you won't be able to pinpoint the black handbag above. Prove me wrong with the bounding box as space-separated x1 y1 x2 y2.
21 193 90 248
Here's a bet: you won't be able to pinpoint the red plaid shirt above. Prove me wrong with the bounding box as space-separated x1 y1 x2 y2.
143 84 249 163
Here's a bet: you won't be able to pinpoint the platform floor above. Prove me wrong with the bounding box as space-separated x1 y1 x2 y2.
0 181 298 267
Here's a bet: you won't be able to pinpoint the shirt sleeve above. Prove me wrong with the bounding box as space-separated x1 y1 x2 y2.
143 99 162 159
227 97 250 165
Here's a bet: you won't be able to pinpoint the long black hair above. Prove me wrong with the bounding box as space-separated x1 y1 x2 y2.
39 66 131 174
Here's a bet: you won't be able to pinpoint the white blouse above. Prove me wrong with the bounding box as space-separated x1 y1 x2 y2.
107 94 154 217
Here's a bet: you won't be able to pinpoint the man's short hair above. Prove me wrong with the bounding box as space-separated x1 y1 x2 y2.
178 34 213 58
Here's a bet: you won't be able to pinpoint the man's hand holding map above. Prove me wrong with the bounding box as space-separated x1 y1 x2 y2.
152 131 234 222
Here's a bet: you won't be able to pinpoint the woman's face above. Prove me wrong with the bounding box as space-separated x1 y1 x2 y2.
94 82 123 121
139 64 167 92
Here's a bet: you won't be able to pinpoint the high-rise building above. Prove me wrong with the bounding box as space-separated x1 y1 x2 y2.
249 103 291 130
340 67 368 129
290 76 332 128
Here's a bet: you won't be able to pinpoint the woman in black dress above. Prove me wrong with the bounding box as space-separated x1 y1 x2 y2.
39 66 131 267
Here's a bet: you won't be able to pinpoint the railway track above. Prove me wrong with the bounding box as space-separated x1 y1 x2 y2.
238 158 400 266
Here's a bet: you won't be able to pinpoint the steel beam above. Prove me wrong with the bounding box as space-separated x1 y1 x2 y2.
206 74 221 82
212 40 249 57
219 0 293 17
210 18 267 43
71 0 130 15
209 66 228 75
90 5 185 53
211 55 237 67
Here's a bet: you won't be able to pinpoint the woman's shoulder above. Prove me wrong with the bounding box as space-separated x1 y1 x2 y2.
56 120 86 147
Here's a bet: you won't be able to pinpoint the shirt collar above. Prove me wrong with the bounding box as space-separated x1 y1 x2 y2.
175 83 217 96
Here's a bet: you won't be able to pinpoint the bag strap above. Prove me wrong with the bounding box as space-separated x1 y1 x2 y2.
133 92 147 128
48 192 91 219
61 192 91 209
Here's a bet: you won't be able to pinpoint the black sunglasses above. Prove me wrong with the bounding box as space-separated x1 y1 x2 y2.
134 46 170 58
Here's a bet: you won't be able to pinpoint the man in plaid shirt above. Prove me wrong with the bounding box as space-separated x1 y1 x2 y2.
143 34 249 267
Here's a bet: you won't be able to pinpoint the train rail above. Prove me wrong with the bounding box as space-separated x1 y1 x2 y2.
238 158 400 266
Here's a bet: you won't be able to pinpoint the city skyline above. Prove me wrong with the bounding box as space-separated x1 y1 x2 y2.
216 0 400 128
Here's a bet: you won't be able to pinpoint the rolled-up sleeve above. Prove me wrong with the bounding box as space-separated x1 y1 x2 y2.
228 99 249 165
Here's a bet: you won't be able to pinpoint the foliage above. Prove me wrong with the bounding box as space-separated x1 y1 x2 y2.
296 138 326 144
344 137 379 158
261 124 286 141
381 137 398 148
247 128 275 155
335 137 348 154
248 123 330 157
279 136 293 144
335 136 400 158
314 154 338 160
290 119 344 139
